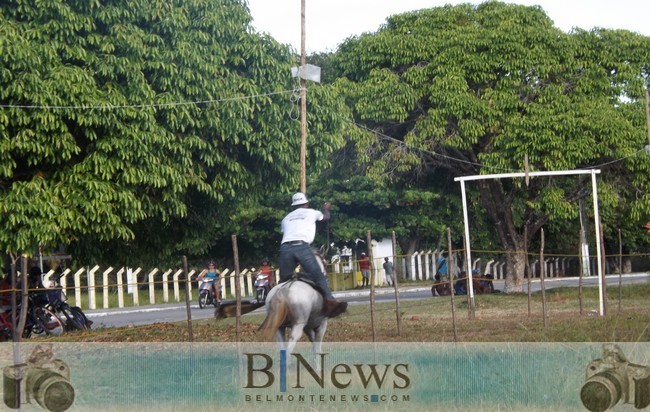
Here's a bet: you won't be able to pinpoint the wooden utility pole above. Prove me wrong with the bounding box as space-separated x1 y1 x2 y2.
645 88 650 146
299 0 307 193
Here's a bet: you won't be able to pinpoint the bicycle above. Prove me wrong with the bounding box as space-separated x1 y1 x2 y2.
0 293 64 339
43 287 91 332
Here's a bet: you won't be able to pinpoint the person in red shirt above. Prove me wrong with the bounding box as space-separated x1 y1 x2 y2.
358 253 371 287
257 258 275 289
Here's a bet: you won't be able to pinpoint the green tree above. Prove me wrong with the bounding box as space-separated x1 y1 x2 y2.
328 1 650 291
315 141 464 255
0 0 346 267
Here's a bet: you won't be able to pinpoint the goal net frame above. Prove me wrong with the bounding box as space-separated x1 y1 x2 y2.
454 169 604 316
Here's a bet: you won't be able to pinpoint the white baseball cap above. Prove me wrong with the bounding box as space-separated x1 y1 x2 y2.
291 192 309 206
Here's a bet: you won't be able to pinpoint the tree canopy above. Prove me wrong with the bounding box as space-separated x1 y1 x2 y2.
0 0 346 266
3 0 650 279
327 1 650 290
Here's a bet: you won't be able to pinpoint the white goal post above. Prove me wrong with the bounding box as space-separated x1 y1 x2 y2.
454 169 604 316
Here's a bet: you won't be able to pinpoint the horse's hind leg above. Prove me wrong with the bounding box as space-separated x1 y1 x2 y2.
276 326 287 350
286 323 305 355
311 321 328 355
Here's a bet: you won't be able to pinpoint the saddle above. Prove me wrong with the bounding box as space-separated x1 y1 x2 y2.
278 272 327 302
281 272 326 297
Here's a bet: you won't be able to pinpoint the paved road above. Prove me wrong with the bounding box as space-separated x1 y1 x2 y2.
86 302 221 328
85 273 649 328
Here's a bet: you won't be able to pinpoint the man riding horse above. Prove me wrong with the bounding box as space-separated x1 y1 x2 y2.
278 192 348 318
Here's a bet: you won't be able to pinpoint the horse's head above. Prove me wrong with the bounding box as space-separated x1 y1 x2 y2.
312 247 327 276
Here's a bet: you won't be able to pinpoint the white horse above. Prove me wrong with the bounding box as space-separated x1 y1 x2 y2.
258 278 327 355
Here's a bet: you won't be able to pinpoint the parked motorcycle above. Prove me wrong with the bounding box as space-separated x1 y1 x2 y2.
254 273 273 303
198 280 220 309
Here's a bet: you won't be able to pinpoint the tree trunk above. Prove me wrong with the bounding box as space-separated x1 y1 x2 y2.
399 237 420 257
504 249 527 293
623 257 632 273
477 180 534 293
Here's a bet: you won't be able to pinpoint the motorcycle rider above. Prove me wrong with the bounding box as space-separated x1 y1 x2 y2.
278 192 347 318
258 258 275 289
197 260 221 302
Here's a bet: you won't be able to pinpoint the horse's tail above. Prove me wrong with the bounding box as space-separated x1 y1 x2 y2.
215 301 264 319
258 297 290 340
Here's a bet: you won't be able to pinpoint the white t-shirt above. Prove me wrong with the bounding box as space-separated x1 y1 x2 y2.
281 208 324 244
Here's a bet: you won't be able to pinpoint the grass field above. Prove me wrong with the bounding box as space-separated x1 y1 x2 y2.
34 282 650 343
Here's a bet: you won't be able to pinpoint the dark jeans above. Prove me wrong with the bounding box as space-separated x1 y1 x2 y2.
279 242 334 300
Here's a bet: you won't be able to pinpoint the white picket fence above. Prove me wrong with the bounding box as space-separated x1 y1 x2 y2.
391 250 587 281
37 266 278 310
29 252 599 310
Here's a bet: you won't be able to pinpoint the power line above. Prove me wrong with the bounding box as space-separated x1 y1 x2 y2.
352 120 507 172
0 90 295 110
1 86 645 173
350 119 648 174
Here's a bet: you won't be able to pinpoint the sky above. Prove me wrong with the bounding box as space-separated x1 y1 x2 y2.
246 0 650 53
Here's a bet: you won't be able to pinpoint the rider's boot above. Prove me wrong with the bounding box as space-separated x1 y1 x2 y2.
323 300 348 318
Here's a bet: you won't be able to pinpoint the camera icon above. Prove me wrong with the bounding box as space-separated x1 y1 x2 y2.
580 344 650 412
3 357 75 412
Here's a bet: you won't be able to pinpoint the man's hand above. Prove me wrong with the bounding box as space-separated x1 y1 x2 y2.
322 202 332 222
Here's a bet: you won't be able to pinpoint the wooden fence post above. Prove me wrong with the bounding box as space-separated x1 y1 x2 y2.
447 228 458 342
525 226 532 317
540 228 548 329
232 234 242 341
367 230 377 342
16 256 28 341
182 256 193 342
391 231 401 336
578 230 584 315
617 229 623 314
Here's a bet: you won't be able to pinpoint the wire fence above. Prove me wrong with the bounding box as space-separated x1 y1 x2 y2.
2 248 650 311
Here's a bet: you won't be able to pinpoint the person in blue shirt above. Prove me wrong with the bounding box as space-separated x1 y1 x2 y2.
198 260 221 302
436 255 448 281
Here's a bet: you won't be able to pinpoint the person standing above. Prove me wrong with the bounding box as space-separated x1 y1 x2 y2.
383 257 395 287
436 254 448 281
278 192 347 318
358 253 371 287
